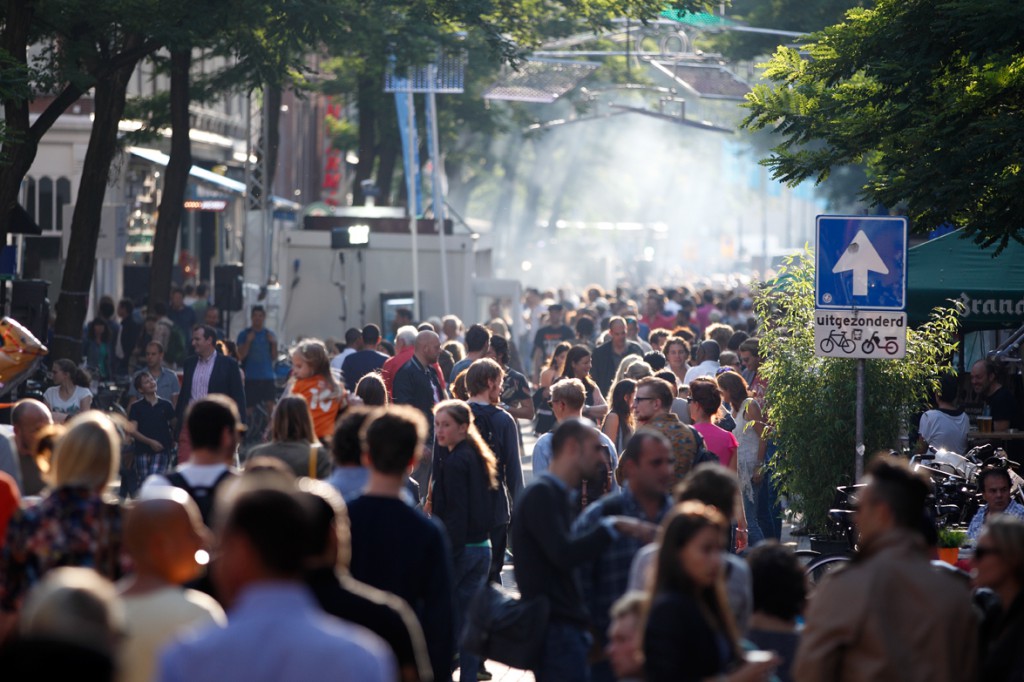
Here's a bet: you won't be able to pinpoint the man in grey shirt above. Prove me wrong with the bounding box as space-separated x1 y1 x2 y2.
128 341 180 408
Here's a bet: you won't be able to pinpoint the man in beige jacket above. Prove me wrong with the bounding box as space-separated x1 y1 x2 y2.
794 455 978 682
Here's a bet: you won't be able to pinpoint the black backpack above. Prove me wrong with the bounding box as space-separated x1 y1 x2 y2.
470 404 505 472
166 469 237 527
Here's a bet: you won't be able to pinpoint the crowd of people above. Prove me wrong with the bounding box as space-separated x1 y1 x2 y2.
0 281 1020 681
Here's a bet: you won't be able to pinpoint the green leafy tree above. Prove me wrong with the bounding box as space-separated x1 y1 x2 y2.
0 0 160 249
322 0 718 205
754 250 961 530
711 0 866 61
743 0 1024 249
143 0 353 307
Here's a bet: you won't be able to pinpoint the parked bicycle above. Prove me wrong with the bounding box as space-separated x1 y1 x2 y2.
796 484 861 587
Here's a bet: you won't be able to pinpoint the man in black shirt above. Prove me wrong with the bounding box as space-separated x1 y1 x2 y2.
511 419 650 682
590 316 644 395
971 359 1019 431
530 304 574 382
347 406 455 682
298 481 433 682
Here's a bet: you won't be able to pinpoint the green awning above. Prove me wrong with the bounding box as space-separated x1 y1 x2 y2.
659 9 733 28
907 229 1024 331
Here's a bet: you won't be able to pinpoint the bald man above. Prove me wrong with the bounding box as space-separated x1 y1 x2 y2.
393 332 444 425
382 326 445 400
0 399 53 495
119 489 225 682
393 331 445 498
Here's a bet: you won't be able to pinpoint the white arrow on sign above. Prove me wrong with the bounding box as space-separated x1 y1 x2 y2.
832 229 889 297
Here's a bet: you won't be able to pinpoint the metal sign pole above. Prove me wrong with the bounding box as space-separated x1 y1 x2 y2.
426 83 451 314
404 85 420 321
385 49 465 322
855 357 865 480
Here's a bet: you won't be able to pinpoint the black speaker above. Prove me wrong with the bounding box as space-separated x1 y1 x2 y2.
122 264 151 306
214 263 244 312
10 279 50 342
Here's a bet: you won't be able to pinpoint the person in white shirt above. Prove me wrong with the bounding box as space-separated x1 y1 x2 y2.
330 328 363 372
683 341 722 386
42 359 92 424
917 373 970 454
141 396 240 526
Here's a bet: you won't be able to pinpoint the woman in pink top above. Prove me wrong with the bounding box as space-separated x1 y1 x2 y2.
688 378 738 467
688 377 748 549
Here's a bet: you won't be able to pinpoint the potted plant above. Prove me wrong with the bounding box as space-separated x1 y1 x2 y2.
937 528 967 564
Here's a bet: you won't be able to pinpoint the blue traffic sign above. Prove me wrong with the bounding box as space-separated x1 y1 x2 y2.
816 215 907 311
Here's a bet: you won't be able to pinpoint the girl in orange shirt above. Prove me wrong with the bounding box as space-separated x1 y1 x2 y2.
285 339 346 442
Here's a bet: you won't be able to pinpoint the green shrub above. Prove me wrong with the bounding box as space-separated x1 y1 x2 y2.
755 249 961 529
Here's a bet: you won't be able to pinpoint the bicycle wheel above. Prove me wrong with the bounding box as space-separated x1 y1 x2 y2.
841 338 856 353
805 554 851 587
794 549 821 569
820 338 835 354
242 407 270 453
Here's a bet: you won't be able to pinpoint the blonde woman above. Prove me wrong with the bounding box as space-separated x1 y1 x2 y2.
0 413 124 615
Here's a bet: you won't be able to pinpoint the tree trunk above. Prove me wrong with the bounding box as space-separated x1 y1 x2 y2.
51 55 140 363
264 84 281 195
376 134 398 206
148 48 192 309
490 134 523 230
0 1 154 244
353 75 378 206
0 0 38 244
519 138 550 242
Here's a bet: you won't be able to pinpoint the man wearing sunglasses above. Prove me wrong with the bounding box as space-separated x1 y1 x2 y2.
627 377 707 484
795 455 978 682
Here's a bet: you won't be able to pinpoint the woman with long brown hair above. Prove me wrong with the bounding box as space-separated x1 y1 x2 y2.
432 399 498 681
245 396 331 478
560 344 608 422
644 502 778 682
602 379 637 454
534 341 572 435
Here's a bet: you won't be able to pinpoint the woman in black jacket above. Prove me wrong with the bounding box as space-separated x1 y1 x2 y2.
643 501 778 682
432 399 498 680
975 514 1024 682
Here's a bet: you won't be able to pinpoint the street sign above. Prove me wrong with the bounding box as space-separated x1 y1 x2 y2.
816 216 907 310
814 309 907 359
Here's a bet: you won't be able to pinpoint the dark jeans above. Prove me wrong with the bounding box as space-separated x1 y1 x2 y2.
757 441 783 540
536 622 592 682
454 546 491 678
488 524 508 584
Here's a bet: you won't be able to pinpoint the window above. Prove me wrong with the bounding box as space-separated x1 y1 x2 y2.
24 177 36 221
38 176 53 231
56 177 71 231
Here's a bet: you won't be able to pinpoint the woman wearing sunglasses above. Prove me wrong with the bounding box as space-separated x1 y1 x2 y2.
974 514 1024 681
